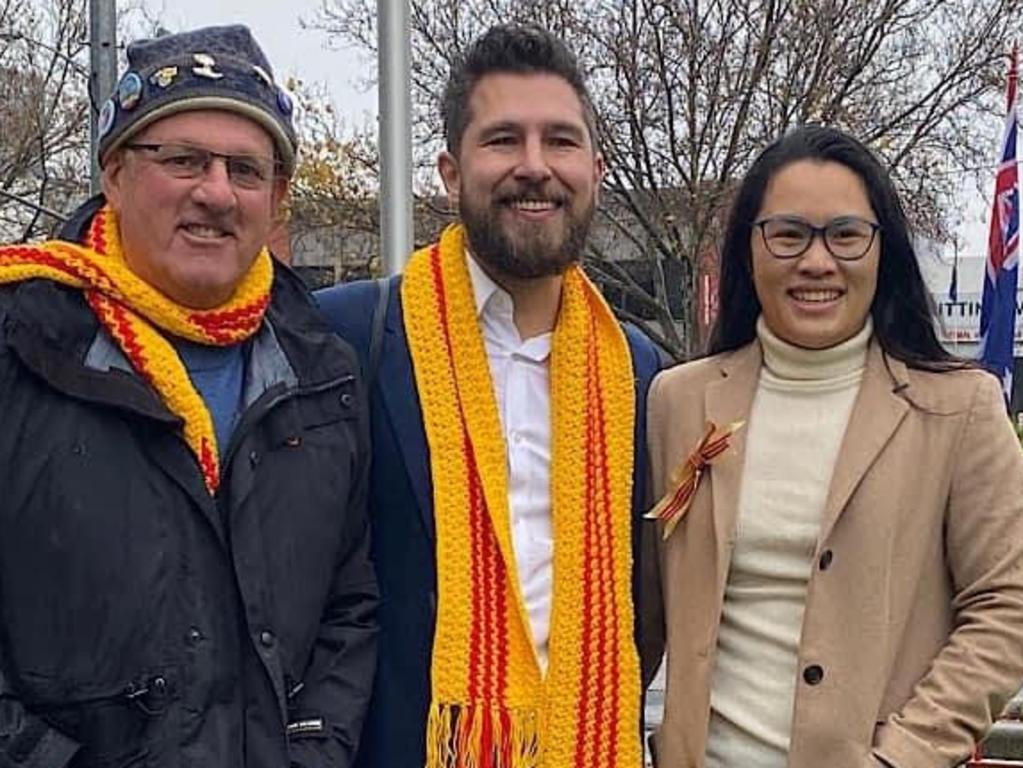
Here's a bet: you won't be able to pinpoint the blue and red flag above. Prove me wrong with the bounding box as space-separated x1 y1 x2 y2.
979 44 1020 403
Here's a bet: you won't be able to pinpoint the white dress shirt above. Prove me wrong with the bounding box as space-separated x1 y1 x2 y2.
466 254 553 671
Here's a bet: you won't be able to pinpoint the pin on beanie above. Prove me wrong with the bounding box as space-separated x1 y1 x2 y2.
97 24 298 176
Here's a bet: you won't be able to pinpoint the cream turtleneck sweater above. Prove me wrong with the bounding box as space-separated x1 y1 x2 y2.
705 317 872 768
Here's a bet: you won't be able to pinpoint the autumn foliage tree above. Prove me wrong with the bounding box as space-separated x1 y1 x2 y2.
286 77 456 281
285 78 384 279
314 0 1021 357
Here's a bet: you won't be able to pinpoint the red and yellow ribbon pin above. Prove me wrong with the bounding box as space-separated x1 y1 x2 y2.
646 420 745 540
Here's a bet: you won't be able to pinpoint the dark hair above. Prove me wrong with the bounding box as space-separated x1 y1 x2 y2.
708 124 964 372
441 23 597 156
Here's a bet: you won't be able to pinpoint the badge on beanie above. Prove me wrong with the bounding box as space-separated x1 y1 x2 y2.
192 53 223 80
149 66 178 89
252 65 273 89
276 87 293 117
97 99 117 139
116 72 143 110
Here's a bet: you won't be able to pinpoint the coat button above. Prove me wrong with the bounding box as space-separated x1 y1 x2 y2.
186 627 202 645
340 392 353 407
818 549 834 571
803 664 824 685
259 630 276 648
249 450 260 467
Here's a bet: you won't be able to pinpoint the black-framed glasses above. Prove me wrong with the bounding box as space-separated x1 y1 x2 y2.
753 215 881 261
123 143 280 190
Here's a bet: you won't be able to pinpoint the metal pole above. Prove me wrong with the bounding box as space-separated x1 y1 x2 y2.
377 0 413 275
89 0 117 195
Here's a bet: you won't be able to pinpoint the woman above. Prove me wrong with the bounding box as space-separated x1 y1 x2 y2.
647 125 1023 768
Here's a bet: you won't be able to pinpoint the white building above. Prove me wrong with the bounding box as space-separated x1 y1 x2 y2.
917 239 1022 411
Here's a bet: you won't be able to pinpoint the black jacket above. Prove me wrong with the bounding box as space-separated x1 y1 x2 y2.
0 218 378 768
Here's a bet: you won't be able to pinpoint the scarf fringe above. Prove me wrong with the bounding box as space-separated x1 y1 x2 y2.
425 702 540 768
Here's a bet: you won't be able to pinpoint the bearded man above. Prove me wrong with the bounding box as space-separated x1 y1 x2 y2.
0 25 376 768
316 23 662 768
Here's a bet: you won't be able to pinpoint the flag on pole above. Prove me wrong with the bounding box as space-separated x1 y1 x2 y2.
979 43 1020 403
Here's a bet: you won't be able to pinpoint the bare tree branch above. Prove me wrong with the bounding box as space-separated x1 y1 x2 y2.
306 0 1022 358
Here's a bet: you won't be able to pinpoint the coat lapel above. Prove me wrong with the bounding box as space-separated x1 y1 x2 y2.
704 343 762 585
817 343 909 546
378 285 436 542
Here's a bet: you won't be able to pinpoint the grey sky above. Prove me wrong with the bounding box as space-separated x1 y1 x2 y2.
152 0 377 123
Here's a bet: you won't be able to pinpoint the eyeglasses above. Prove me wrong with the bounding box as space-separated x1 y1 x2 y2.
753 215 881 261
123 143 280 190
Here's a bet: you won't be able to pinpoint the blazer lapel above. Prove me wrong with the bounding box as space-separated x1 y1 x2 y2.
704 343 762 586
378 285 435 542
817 342 909 546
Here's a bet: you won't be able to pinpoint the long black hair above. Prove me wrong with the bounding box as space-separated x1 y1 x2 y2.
707 125 964 371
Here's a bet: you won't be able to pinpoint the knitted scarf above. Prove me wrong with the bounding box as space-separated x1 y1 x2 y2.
402 223 642 768
0 204 272 494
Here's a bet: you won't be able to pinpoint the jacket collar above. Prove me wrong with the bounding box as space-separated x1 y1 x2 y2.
5 280 177 424
379 277 435 541
4 256 355 452
52 193 344 391
817 343 908 546
705 339 910 584
704 342 761 590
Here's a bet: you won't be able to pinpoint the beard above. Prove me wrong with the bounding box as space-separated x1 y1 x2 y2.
459 183 596 279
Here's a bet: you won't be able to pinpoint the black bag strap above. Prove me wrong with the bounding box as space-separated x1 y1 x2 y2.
367 276 390 393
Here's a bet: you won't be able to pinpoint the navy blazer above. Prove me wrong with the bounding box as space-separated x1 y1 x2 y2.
316 276 661 768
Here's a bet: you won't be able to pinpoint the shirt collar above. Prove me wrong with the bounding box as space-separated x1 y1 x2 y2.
466 250 512 320
465 250 551 361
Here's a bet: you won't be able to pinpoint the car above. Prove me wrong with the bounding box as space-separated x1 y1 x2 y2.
970 690 1023 766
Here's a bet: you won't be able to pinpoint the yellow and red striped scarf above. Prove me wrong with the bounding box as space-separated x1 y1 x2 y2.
0 204 272 493
402 224 642 768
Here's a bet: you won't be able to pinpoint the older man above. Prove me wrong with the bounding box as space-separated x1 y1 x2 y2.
0 25 376 768
317 23 662 768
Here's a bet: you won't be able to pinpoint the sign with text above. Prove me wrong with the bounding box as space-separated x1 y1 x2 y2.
932 290 1023 351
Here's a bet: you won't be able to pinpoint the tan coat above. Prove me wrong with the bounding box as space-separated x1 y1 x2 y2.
646 340 1023 768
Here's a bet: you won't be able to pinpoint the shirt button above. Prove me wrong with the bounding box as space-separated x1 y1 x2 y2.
818 549 834 571
259 630 276 648
803 664 825 685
